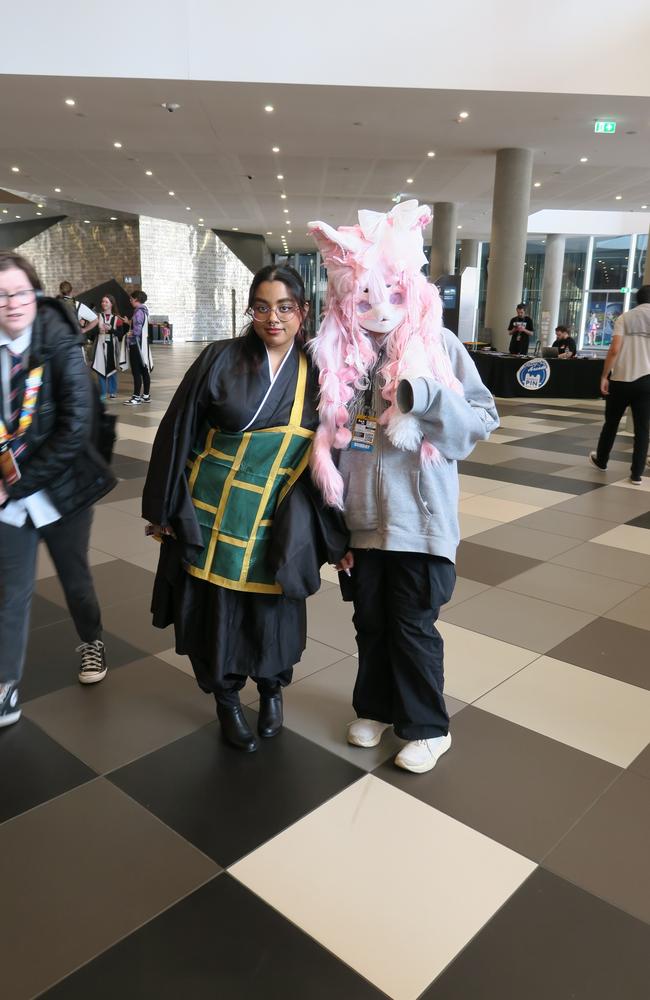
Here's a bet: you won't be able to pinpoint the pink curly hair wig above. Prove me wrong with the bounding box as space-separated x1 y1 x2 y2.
309 201 463 508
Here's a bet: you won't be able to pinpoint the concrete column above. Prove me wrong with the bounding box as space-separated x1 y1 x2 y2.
460 239 480 270
643 227 650 285
484 148 534 351
540 234 566 344
429 202 458 278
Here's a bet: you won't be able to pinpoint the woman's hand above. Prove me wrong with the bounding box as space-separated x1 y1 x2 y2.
145 523 175 539
600 375 610 396
335 550 354 576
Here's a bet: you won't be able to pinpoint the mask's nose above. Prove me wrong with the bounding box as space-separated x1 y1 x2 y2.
366 271 390 309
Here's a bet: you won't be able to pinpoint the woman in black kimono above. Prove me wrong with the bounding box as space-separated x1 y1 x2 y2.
91 294 124 399
143 265 346 752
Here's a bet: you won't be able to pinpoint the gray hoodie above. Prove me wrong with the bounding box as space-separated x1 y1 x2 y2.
337 330 499 562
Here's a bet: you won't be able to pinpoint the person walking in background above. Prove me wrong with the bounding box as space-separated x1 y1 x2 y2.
0 252 116 728
590 285 650 485
91 294 124 399
124 290 153 405
57 280 98 338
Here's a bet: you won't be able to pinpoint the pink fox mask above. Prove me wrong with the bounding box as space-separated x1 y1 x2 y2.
309 200 463 509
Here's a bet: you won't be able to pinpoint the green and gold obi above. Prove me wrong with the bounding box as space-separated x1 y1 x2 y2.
185 352 313 594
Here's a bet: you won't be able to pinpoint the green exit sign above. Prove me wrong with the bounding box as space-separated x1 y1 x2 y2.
595 120 617 134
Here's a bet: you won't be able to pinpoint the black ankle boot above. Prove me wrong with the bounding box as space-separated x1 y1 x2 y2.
216 703 258 752
258 689 283 738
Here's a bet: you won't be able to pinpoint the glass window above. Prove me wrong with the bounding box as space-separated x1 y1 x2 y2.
583 292 624 351
589 236 631 291
632 235 648 291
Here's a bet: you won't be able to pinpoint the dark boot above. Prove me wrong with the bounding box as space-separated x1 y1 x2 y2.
216 702 258 752
258 689 283 738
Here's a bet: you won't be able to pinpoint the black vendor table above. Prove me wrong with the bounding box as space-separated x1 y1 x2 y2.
470 351 602 399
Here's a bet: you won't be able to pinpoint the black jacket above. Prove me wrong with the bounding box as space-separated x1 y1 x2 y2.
4 299 116 516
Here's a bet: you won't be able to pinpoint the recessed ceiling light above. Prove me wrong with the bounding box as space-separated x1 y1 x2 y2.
580 156 589 162
113 142 122 149
110 216 117 221
457 225 463 229
15 215 21 219
198 222 204 226
186 206 191 210
266 231 272 235
281 193 287 199
534 182 542 188
37 203 44 208
65 98 76 106
54 187 61 192
36 212 42 216
459 111 469 119
264 105 274 113
643 205 648 210
145 170 153 176
427 151 435 157
406 178 414 184
232 227 239 231
283 208 289 213
168 191 175 196
2 209 7 214
277 174 284 180
286 220 291 224
199 217 204 222
11 166 21 173
615 195 623 200
272 146 280 153
84 219 90 223
287 229 292 233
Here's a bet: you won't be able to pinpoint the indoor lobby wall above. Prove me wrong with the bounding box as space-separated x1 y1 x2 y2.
18 219 140 299
139 216 253 341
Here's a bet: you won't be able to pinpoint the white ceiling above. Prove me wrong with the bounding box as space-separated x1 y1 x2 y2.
1 76 650 252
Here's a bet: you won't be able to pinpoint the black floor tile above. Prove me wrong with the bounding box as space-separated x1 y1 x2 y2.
109 711 363 866
29 594 71 630
110 457 150 480
458 460 604 495
455 541 541 586
422 869 650 1000
0 717 95 824
42 875 386 1000
511 433 632 463
21 621 146 702
626 510 650 530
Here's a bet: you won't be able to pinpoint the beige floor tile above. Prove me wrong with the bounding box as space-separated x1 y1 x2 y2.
464 522 582 560
550 541 650 585
459 512 503 539
499 561 641 615
458 475 511 495
320 563 341 585
445 576 490 608
116 423 158 444
482 433 522 444
604 587 650 631
484 484 576 508
231 776 534 1000
438 622 540 702
498 415 570 432
610 478 650 492
156 646 195 677
591 524 650 556
460 495 541 523
476 656 650 767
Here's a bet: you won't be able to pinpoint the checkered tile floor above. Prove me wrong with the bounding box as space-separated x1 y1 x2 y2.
3 344 650 999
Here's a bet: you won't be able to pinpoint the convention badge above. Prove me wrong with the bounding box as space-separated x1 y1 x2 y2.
0 445 21 485
350 413 377 451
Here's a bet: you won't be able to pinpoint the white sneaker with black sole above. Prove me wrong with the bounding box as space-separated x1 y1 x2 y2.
77 640 107 684
394 733 452 773
588 451 607 471
124 395 143 406
0 682 21 727
142 394 151 403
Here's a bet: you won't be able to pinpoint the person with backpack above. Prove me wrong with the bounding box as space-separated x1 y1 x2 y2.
58 280 98 338
124 290 153 405
0 252 117 728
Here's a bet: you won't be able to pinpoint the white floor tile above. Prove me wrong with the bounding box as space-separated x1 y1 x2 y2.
231 776 534 1000
591 525 650 556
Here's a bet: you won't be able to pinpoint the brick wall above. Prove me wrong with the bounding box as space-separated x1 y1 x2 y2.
139 216 253 341
17 219 140 298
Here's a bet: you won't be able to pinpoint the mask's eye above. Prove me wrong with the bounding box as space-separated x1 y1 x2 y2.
389 292 403 305
357 301 372 314
362 287 369 294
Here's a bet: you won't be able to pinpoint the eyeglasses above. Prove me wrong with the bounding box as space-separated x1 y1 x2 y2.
249 302 298 320
0 289 36 307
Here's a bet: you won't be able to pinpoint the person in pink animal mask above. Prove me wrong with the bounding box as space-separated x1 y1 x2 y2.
310 200 499 773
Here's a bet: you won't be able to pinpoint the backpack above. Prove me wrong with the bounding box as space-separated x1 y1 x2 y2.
60 296 82 332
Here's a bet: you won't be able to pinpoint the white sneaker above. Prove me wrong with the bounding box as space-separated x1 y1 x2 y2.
347 718 391 748
124 395 143 406
394 733 452 773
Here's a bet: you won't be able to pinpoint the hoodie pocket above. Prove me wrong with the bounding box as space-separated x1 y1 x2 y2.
412 471 432 520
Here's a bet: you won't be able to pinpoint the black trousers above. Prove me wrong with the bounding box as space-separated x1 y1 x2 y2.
0 508 102 684
129 344 150 396
345 549 456 740
596 374 650 479
189 657 291 707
